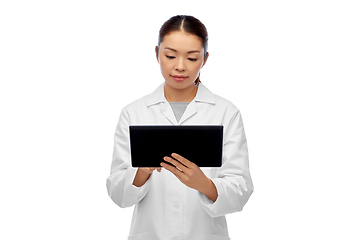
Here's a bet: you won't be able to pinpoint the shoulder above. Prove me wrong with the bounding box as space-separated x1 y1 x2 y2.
214 93 239 112
121 94 149 114
199 83 240 114
122 82 164 112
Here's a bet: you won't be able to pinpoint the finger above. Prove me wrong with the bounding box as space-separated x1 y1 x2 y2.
156 167 162 172
171 153 196 169
163 156 188 173
139 167 153 174
160 162 184 179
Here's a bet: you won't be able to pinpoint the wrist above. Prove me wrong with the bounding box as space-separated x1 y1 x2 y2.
133 168 152 187
199 178 218 202
197 177 212 194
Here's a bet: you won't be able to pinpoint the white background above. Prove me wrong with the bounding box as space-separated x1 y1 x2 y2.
1 0 359 239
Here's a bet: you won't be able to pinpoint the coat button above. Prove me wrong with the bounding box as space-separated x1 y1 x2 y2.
173 203 180 209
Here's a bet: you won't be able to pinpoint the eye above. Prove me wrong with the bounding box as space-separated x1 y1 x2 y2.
188 58 197 62
166 55 175 59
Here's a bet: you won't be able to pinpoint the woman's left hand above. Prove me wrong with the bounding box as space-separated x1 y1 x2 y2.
161 153 217 200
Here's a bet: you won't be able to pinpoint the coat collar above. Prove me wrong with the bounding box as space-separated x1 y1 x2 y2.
146 82 216 107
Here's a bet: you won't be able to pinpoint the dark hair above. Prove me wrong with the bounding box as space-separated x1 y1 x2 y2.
157 15 208 85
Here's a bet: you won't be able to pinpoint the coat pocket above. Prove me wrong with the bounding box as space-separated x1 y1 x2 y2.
128 233 143 240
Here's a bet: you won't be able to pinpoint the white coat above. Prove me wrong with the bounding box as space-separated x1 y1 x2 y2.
106 82 254 240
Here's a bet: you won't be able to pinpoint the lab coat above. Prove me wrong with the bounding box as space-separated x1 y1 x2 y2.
106 82 254 240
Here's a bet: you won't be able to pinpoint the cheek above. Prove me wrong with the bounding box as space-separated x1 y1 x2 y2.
159 57 170 72
190 62 203 74
160 61 167 70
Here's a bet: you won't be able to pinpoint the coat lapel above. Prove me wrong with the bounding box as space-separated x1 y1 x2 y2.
161 101 178 125
146 82 215 125
178 100 197 125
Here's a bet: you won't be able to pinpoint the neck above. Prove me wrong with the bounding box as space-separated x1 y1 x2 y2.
164 82 198 102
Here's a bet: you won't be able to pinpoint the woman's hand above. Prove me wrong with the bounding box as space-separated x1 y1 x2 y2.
161 153 218 202
133 167 161 187
139 167 162 174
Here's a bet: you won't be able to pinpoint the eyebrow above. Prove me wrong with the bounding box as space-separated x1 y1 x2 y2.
164 47 200 54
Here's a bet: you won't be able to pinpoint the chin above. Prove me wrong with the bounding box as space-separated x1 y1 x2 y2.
166 80 195 89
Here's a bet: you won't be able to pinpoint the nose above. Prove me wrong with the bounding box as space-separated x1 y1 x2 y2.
175 58 185 72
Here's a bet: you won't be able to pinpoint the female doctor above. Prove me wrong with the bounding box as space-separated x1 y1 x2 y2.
106 15 254 240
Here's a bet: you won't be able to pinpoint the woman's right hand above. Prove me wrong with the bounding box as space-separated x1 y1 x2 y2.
139 167 162 174
133 167 162 187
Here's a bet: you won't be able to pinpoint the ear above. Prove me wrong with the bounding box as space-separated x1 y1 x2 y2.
202 52 209 67
155 46 159 63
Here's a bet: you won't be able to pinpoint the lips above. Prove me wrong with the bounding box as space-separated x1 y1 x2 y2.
171 75 188 81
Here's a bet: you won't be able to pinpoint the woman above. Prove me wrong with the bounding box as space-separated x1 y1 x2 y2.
106 15 253 240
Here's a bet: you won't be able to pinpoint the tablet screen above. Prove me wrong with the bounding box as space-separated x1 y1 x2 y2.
129 125 223 167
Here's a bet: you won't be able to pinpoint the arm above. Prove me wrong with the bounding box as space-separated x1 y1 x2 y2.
198 110 254 217
106 109 153 208
197 177 218 202
133 167 161 187
161 153 218 202
161 110 253 216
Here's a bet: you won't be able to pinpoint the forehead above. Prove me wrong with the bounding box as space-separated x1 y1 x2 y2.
161 31 203 53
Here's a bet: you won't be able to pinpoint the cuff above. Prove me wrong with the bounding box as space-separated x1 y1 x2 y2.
128 167 152 189
125 167 152 202
198 178 223 217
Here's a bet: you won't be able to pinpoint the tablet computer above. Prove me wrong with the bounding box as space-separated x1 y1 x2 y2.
129 125 223 167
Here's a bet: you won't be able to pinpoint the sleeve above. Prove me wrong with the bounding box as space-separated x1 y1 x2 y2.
106 109 152 208
199 110 254 218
